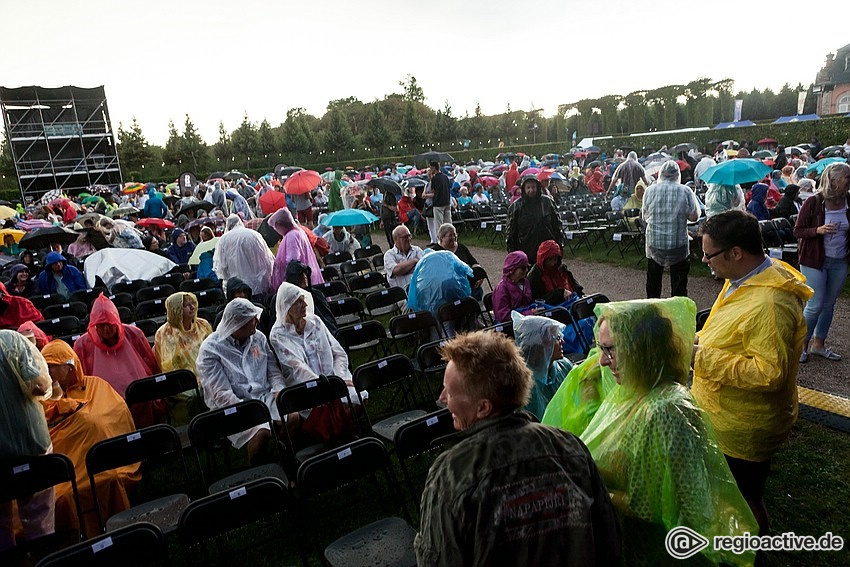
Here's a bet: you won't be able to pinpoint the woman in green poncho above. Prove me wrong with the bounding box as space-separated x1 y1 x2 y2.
327 170 344 212
580 297 757 567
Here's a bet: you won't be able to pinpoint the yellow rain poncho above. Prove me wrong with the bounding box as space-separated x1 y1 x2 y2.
578 297 757 567
692 259 812 462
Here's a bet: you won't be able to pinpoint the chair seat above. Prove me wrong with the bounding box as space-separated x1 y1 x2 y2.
324 517 417 567
372 411 428 443
106 493 189 534
347 339 381 352
336 314 361 326
208 463 289 494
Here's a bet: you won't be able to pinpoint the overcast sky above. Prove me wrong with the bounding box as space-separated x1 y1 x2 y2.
2 0 846 145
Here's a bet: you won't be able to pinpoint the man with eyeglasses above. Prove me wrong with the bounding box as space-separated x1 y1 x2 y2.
383 224 422 292
692 210 812 536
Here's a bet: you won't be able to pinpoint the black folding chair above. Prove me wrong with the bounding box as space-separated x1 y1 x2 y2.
413 338 449 400
35 522 164 567
125 369 205 445
111 279 149 297
389 311 442 355
29 293 67 312
194 288 225 308
107 292 134 311
328 296 364 326
151 272 185 288
393 409 455 506
696 308 711 332
323 251 352 266
346 272 388 297
68 287 108 308
43 301 88 322
296 438 416 567
86 424 190 534
436 296 483 337
569 293 610 353
135 284 175 304
334 320 388 364
134 299 167 320
179 278 219 293
312 280 348 300
354 244 383 261
36 316 82 337
481 320 514 339
364 286 407 318
130 318 160 339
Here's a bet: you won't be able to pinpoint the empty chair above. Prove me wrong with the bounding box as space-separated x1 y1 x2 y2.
436 296 483 337
151 272 185 288
297 438 416 567
29 293 68 312
364 286 407 318
413 339 449 399
328 296 364 326
68 287 108 308
389 311 441 354
111 279 149 297
43 301 88 322
130 318 160 339
346 271 388 296
393 408 455 504
125 369 204 444
334 320 388 363
321 265 340 282
85 424 190 534
481 320 515 339
354 244 383 261
569 293 610 353
116 306 134 324
179 278 219 293
339 258 373 281
35 522 164 567
194 288 225 308
696 308 711 332
324 251 352 266
135 284 175 304
313 280 348 300
352 354 428 443
36 316 82 337
107 292 134 311
134 299 167 320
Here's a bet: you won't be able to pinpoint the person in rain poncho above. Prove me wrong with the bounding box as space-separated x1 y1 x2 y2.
18 320 50 350
39 339 140 537
213 214 275 297
166 228 196 265
745 183 771 221
73 294 163 428
323 225 361 256
406 249 473 337
269 283 362 430
142 188 168 218
491 251 533 323
327 170 345 212
527 240 583 306
0 280 43 329
608 151 647 194
36 252 87 298
97 217 143 249
269 207 323 289
285 260 337 335
704 183 745 219
505 174 562 266
578 297 758 566
511 312 573 419
227 190 255 220
196 298 287 460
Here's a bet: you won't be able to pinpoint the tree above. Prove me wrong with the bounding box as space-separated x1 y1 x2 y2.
231 113 259 168
400 101 426 153
116 118 153 174
257 119 276 166
433 101 458 147
363 103 392 156
212 121 232 166
280 108 314 160
323 108 354 156
464 102 486 143
162 120 183 167
399 75 425 104
181 114 206 171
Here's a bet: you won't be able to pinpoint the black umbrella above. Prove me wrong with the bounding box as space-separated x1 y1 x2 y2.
256 216 282 248
367 177 403 195
816 146 843 159
584 146 602 154
276 165 303 178
401 177 427 189
671 142 697 154
586 160 603 169
19 226 79 250
495 152 517 160
206 171 228 181
224 171 248 181
414 151 455 164
177 199 215 217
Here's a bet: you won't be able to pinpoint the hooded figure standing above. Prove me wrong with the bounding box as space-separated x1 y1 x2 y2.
213 214 275 297
269 208 323 289
142 188 168 218
328 171 345 212
505 174 562 266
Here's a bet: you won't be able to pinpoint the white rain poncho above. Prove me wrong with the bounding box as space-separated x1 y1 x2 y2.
0 329 52 457
195 298 286 448
511 312 573 419
705 184 745 218
269 283 364 404
84 249 176 291
213 217 275 296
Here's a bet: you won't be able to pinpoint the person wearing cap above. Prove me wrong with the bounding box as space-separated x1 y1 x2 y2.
640 160 700 298
505 174 562 266
36 251 88 298
196 298 288 462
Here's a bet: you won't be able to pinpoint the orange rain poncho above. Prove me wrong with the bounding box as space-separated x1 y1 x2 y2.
40 340 140 537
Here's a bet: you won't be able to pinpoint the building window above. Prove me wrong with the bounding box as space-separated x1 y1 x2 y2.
838 94 850 113
846 55 850 72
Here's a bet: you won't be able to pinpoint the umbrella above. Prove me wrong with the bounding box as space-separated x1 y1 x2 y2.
671 143 697 154
165 182 179 193
284 170 322 195
0 228 25 243
188 237 219 266
753 150 774 159
537 169 557 184
123 182 146 194
255 216 282 247
0 205 17 220
700 159 772 186
367 177 403 195
643 158 673 177
17 219 53 231
224 171 248 181
176 200 214 217
495 152 517 161
74 228 111 251
276 166 303 178
584 146 602 154
206 171 228 181
401 177 427 189
19 226 79 250
81 195 103 205
136 218 175 229
110 206 140 219
757 138 777 145
786 146 805 156
186 216 226 230
521 167 540 176
40 189 62 206
321 171 336 182
258 189 288 214
816 146 844 159
584 161 602 170
805 157 847 176
323 209 380 227
414 151 454 164
479 176 500 188
75 212 105 226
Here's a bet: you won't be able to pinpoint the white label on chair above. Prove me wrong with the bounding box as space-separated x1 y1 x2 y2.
13 463 30 474
496 224 502 231
495 325 504 332
306 380 317 389
544 311 552 317
338 299 345 305
408 313 416 319
454 300 461 306
155 300 162 305
62 303 70 308
381 290 388 295
324 282 331 287
194 279 200 283
154 286 161 291
109 295 116 299
42 295 50 299
350 260 357 264
588 298 594 305
199 292 207 296
565 232 574 239
426 416 439 427
155 375 166 383
613 233 622 241
92 537 113 553
378 360 388 369
229 487 247 500
354 324 363 330
127 432 141 442
224 407 237 416
337 447 352 460
480 222 487 228
768 248 782 258
51 318 60 323
439 341 447 347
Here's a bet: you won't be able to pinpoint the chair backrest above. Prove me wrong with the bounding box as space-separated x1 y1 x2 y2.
339 258 372 276
352 354 416 394
275 375 351 416
188 399 275 450
29 293 67 311
36 315 82 337
324 251 352 266
313 280 348 299
393 409 455 459
696 308 711 332
136 284 176 304
483 292 494 312
347 272 388 294
135 298 167 319
0 454 82 517
364 286 406 316
321 265 340 282
354 244 383 260
68 287 108 308
296 437 391 497
151 272 185 288
43 301 89 321
86 424 183 477
481 321 514 338
328 296 364 319
335 320 387 352
436 297 481 335
125 369 199 406
36 521 164 567
195 288 225 308
179 278 218 293
570 293 610 322
107 292 134 310
131 318 160 338
389 310 440 338
111 279 149 297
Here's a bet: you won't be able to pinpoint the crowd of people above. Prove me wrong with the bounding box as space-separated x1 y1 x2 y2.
0 137 848 565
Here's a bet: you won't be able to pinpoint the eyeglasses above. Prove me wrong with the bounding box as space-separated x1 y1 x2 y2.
595 341 616 360
703 248 729 261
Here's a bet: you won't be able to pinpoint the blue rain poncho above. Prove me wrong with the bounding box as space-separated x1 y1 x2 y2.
406 250 472 317
511 312 573 419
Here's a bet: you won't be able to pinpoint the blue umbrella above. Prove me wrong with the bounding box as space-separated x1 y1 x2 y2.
805 157 847 176
700 159 772 186
324 208 379 227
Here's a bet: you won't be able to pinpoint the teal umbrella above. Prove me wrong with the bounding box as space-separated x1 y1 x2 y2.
805 157 847 176
324 209 379 227
700 159 772 186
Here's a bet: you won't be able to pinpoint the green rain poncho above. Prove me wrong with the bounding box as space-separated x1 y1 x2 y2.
578 297 757 566
328 170 344 212
511 312 574 419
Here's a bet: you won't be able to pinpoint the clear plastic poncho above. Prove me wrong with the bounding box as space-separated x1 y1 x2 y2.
511 312 573 419
406 250 472 316
213 223 275 296
577 297 757 566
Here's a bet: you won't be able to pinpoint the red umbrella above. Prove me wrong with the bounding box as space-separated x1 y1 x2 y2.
136 218 175 229
537 168 557 184
259 190 287 215
283 169 322 195
479 176 500 187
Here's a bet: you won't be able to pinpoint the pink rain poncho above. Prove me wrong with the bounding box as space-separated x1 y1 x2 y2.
269 208 323 288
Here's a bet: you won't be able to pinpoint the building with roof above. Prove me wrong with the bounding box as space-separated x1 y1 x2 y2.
814 43 850 115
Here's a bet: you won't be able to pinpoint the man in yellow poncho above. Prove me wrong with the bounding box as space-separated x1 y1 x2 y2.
693 210 812 536
40 339 140 537
579 297 758 566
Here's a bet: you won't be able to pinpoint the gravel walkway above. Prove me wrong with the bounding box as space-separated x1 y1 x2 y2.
435 238 850 399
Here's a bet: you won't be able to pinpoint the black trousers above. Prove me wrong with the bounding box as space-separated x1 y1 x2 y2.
646 257 690 298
